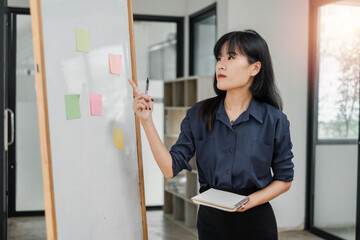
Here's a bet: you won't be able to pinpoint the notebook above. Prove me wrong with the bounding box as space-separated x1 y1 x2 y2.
191 188 249 212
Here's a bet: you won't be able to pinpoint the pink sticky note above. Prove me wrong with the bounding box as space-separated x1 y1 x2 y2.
109 54 122 75
90 93 103 116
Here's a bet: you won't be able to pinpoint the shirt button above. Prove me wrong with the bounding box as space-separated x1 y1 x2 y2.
226 169 231 174
229 148 233 153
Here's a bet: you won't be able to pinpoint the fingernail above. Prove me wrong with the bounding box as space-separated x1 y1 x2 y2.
151 98 154 102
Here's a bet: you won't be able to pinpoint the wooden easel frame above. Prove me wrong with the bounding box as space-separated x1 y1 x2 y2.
29 0 148 239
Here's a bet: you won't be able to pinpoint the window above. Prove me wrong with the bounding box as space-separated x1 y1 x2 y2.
189 4 217 76
134 15 183 80
317 4 360 140
308 2 360 240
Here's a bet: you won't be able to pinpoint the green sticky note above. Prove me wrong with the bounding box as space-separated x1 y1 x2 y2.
65 94 81 120
75 29 90 53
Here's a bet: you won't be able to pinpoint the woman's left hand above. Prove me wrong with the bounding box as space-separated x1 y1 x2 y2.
237 197 253 212
237 180 292 212
237 203 249 212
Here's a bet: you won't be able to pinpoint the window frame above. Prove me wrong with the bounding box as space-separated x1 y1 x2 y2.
133 14 184 78
306 1 360 240
0 1 7 238
189 3 217 76
6 7 46 217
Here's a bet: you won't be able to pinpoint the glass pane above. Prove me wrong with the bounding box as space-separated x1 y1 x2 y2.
314 3 359 240
317 3 360 140
134 21 177 82
15 14 44 211
194 14 216 76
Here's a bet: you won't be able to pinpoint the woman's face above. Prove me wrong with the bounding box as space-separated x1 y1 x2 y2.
215 42 260 91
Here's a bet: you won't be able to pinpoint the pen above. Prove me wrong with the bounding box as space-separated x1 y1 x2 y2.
145 77 149 94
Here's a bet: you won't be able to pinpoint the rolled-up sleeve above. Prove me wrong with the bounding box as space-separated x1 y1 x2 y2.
170 110 195 177
271 115 294 181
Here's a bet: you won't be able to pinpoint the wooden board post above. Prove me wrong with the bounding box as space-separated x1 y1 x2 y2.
30 0 57 239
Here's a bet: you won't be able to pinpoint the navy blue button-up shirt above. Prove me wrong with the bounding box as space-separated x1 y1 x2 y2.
170 97 294 194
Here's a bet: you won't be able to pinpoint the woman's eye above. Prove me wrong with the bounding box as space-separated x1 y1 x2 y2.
228 56 234 60
216 57 221 62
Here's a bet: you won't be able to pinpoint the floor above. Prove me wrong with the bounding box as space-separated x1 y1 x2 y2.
321 226 355 240
8 211 325 240
146 211 324 240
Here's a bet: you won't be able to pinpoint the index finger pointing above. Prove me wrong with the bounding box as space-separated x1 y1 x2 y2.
128 78 141 95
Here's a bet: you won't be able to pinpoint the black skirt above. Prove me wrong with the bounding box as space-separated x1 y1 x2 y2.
197 202 278 240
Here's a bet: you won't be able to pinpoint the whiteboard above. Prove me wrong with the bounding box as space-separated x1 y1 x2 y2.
30 0 146 239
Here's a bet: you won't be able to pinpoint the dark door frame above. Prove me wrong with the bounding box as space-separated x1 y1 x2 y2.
1 0 8 239
7 7 44 217
306 0 359 239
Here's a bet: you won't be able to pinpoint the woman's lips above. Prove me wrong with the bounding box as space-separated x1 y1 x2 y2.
217 74 226 79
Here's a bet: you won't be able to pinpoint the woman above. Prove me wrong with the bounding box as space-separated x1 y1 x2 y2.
129 30 294 240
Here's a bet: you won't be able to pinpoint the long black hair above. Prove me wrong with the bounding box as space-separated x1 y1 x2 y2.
199 30 283 131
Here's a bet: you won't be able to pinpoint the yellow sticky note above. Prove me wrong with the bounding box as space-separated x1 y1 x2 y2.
114 126 124 150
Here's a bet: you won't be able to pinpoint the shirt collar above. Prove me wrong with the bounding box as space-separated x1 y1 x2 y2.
216 96 264 126
246 97 264 124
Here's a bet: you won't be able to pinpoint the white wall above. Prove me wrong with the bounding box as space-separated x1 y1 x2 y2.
216 0 229 38
185 0 215 14
224 0 309 230
132 0 185 16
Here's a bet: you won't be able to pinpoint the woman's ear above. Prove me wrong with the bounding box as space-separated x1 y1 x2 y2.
250 61 261 76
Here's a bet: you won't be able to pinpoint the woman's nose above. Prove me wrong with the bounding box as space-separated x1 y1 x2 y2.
217 61 226 70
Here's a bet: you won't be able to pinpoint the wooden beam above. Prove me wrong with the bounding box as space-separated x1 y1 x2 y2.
127 0 148 239
29 0 57 239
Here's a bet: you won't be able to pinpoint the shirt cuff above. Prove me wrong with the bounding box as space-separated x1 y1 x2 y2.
170 151 193 177
272 168 294 182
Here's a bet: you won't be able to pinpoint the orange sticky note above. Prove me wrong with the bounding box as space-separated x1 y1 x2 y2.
90 93 103 116
109 54 122 75
114 126 124 150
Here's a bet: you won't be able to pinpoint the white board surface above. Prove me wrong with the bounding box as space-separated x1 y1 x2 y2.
38 0 143 239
